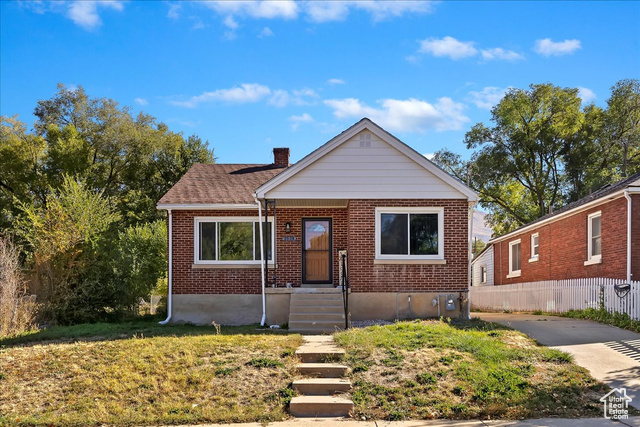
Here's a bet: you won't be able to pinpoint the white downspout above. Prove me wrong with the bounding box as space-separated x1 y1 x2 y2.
624 189 632 282
467 201 476 320
159 209 173 325
255 196 267 326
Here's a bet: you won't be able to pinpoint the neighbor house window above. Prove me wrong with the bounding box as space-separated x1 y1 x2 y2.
194 217 273 264
585 212 602 265
481 266 487 284
375 207 444 260
529 233 539 262
508 239 521 277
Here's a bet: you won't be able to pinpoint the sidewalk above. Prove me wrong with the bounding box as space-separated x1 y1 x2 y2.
175 416 640 427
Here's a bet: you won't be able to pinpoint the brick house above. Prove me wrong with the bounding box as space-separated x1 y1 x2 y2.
157 118 478 330
488 172 640 286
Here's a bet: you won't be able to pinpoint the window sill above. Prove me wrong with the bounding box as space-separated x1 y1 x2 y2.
506 272 521 278
528 257 539 263
192 263 275 269
374 259 446 265
584 257 602 266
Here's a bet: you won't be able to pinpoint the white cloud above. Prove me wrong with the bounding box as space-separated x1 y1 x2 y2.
578 87 596 103
171 83 272 108
480 47 524 61
353 1 436 22
419 36 477 60
288 113 314 130
324 97 469 133
67 0 123 30
305 1 350 23
268 88 319 107
167 3 181 20
534 38 581 56
223 15 239 30
134 98 148 106
204 1 299 20
258 26 274 38
468 87 509 110
423 153 435 160
328 78 346 85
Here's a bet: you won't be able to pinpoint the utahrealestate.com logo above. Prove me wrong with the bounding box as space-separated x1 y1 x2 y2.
600 388 632 420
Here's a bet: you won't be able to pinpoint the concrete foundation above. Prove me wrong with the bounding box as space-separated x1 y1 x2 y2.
349 292 466 321
172 289 469 325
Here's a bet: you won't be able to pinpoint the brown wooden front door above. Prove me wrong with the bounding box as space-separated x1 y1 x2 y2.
302 219 332 284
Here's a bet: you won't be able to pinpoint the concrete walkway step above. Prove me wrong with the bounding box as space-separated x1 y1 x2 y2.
289 396 353 417
295 347 345 363
289 313 345 322
296 362 349 378
292 378 352 395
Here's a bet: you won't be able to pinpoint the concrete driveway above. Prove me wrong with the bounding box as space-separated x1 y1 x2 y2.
474 312 640 410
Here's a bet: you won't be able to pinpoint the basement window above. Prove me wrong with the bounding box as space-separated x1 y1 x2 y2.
375 207 444 261
194 217 273 264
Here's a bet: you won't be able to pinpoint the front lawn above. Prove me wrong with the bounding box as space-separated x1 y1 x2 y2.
334 319 608 421
0 321 302 426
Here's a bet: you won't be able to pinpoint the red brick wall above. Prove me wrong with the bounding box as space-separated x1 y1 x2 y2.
172 209 263 294
274 208 348 287
494 197 630 285
347 199 469 292
632 194 640 281
171 199 471 294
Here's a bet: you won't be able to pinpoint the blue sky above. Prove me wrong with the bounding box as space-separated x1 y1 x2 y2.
2 1 639 164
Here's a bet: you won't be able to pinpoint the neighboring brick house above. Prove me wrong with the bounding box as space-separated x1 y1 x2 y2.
489 172 640 286
157 118 478 329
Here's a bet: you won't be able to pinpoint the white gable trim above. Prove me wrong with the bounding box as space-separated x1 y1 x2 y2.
254 118 478 201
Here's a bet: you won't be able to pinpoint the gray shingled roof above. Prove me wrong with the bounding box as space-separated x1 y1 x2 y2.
491 171 640 242
158 163 288 205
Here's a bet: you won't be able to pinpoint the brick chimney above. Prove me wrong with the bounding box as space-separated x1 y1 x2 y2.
273 147 290 167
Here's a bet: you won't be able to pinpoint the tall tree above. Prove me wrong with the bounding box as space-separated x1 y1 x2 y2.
464 84 584 226
604 79 640 177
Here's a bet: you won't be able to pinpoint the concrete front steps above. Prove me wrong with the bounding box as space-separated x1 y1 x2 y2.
288 292 349 333
290 335 353 418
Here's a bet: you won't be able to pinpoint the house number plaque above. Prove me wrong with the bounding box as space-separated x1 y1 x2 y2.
282 236 297 241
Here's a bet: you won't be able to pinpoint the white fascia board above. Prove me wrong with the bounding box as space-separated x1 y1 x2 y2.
255 118 478 202
157 203 258 210
489 190 626 244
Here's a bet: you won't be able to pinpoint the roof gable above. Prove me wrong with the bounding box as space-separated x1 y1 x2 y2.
255 118 477 201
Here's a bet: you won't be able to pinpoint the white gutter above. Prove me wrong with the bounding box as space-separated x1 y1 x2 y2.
255 196 267 326
157 203 257 210
624 189 632 282
159 209 173 325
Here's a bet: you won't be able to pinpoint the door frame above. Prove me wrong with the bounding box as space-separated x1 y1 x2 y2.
301 217 333 285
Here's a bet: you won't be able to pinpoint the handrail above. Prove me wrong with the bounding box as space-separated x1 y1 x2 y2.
339 249 349 329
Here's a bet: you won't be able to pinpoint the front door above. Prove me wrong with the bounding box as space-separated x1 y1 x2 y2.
302 218 332 284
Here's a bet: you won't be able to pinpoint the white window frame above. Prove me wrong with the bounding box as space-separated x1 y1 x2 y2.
584 211 602 266
194 216 275 265
480 265 487 284
374 207 444 261
507 239 521 278
529 233 539 262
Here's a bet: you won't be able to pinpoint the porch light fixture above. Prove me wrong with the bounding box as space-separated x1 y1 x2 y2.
285 222 292 233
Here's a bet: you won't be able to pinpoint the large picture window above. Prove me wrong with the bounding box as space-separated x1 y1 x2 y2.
375 207 444 260
194 217 273 264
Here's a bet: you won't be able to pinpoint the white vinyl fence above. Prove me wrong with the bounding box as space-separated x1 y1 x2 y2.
470 278 640 321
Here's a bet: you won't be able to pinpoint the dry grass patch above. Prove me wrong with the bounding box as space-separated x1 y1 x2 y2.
335 319 619 421
0 322 302 426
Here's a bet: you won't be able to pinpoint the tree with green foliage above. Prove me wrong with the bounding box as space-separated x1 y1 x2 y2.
604 79 640 177
1 83 215 231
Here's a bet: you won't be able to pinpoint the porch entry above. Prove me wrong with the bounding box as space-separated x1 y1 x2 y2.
302 218 332 284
